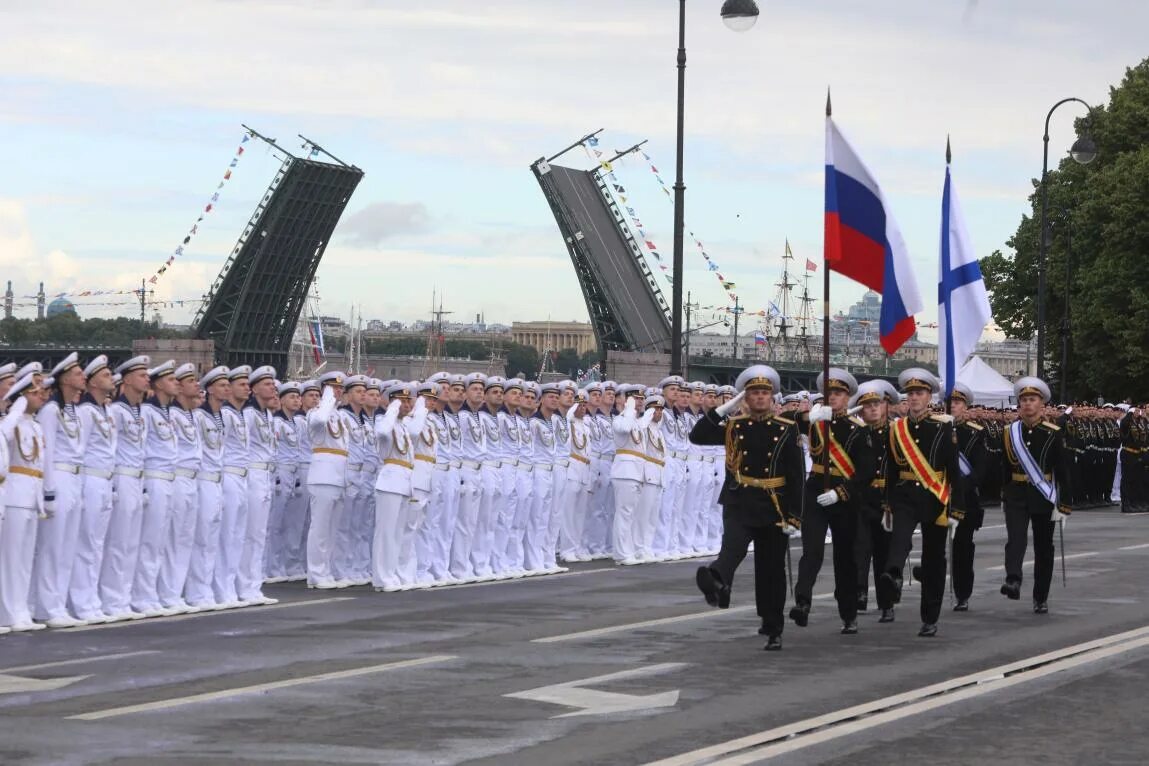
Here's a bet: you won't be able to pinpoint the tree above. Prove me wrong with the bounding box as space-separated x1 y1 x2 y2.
986 58 1149 401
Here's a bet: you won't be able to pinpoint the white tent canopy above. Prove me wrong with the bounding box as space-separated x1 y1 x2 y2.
956 355 1014 407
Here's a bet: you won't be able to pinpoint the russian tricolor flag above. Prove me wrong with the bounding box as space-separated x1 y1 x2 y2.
825 114 922 354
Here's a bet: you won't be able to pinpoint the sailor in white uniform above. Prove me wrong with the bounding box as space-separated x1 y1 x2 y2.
559 389 595 563
492 378 522 576
333 374 369 586
508 381 537 575
237 365 279 605
372 382 428 590
474 376 505 579
406 381 438 587
214 365 252 607
419 373 454 585
449 372 488 581
186 366 228 609
611 385 651 565
525 382 559 574
586 381 617 559
305 371 349 588
156 362 203 613
283 380 318 581
265 380 303 582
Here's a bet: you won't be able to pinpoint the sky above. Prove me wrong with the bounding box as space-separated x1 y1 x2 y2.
0 0 1143 344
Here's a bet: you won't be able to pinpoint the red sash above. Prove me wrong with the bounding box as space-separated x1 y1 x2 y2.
892 417 951 507
817 422 856 479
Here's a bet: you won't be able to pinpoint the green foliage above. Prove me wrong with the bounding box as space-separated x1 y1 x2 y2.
0 315 189 347
990 58 1149 401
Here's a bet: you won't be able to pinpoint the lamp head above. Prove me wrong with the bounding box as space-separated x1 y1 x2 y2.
720 0 760 32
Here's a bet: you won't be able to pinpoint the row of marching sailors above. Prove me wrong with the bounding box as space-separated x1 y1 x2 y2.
693 364 1073 651
0 354 291 633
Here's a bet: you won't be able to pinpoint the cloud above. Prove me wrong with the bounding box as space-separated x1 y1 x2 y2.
338 201 432 248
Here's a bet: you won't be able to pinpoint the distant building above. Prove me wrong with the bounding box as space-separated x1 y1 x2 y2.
46 297 77 319
512 321 597 356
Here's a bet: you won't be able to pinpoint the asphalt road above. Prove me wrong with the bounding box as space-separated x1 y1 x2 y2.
2 506 1148 765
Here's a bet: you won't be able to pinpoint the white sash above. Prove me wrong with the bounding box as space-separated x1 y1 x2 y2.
1009 420 1058 506
957 452 972 477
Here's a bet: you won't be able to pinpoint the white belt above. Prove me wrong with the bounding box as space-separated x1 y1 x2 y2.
482 461 500 469
144 469 175 481
450 460 462 470
198 471 222 483
53 462 82 475
461 459 481 470
113 467 143 479
534 463 553 472
689 454 704 461
347 463 363 472
670 450 688 460
434 463 451 472
501 458 518 468
223 466 248 478
704 455 716 463
556 459 570 468
248 462 272 471
81 467 113 479
174 468 197 479
519 463 534 473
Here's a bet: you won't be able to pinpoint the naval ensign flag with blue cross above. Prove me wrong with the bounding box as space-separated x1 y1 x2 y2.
938 141 993 399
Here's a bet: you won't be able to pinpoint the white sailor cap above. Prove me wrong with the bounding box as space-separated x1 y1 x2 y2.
228 365 252 381
485 376 507 392
277 380 301 396
301 379 320 394
49 352 81 379
42 376 55 389
603 380 618 392
249 365 276 385
114 356 149 376
718 385 736 396
816 367 858 396
898 367 940 394
386 381 415 400
428 371 450 384
539 382 561 396
417 381 439 399
852 379 887 407
574 388 589 403
949 381 975 404
1013 376 1051 402
343 374 369 391
200 366 230 388
657 375 686 390
643 386 659 399
148 359 177 381
646 394 666 408
448 374 466 389
464 372 487 388
504 378 524 393
378 379 400 393
689 381 706 393
0 362 16 382
585 382 603 394
173 363 197 382
318 370 345 387
4 372 42 401
112 373 122 388
617 383 646 398
704 383 719 395
15 362 42 380
735 364 781 393
83 355 109 378
523 381 540 396
366 378 383 393
558 379 577 392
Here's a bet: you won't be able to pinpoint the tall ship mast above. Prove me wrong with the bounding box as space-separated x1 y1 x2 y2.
794 267 817 364
768 239 799 361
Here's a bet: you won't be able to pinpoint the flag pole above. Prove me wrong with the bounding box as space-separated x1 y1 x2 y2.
944 135 953 420
822 89 833 490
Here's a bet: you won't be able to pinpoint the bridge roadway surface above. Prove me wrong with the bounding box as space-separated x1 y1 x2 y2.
1 507 1148 765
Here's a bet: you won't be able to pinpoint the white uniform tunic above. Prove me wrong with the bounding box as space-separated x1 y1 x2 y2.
305 387 348 587
525 411 556 573
371 400 418 590
611 402 651 564
559 409 594 562
70 393 117 620
99 396 147 617
132 396 178 614
214 401 249 605
282 410 312 579
237 401 277 601
449 404 486 580
333 405 368 583
265 411 302 579
1 401 46 630
186 404 225 606
157 400 201 608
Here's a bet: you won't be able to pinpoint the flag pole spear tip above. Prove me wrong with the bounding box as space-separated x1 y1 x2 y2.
825 88 832 117
946 135 952 164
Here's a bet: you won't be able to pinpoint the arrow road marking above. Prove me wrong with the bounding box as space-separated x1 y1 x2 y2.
505 663 685 718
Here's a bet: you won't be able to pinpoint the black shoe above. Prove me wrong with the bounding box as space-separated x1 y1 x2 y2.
757 620 769 636
1000 580 1021 601
857 596 868 613
879 572 903 605
695 566 729 608
953 599 969 612
841 620 858 635
918 622 938 637
1034 601 1049 614
789 604 810 627
879 608 895 623
763 635 782 651
911 565 923 582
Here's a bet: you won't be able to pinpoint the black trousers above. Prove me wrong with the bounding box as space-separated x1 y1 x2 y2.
951 518 977 601
1003 501 1056 602
855 513 894 609
884 502 948 624
795 492 857 622
711 511 789 638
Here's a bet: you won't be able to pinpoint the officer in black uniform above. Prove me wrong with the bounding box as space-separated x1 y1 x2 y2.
948 382 989 612
879 368 958 637
792 368 874 635
1119 406 1149 513
692 365 804 651
1000 377 1073 613
852 380 900 623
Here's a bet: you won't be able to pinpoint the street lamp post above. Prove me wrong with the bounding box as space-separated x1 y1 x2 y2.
1035 97 1096 380
1059 209 1074 403
668 0 759 375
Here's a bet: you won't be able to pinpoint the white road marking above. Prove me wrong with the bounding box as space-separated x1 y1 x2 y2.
0 650 160 675
645 625 1149 766
0 673 88 696
68 597 354 632
1119 543 1149 551
67 654 456 721
506 663 685 718
445 567 616 590
984 551 1098 572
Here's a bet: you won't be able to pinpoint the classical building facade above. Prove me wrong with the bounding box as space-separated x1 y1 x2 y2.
511 321 597 356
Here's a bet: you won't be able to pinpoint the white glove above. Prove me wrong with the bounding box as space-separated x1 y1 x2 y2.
947 515 959 529
1065 406 1074 416
623 397 636 415
1052 508 1068 525
42 497 57 519
809 403 833 423
386 399 402 415
816 490 839 507
847 405 864 417
934 414 954 424
715 390 745 418
567 402 580 420
881 509 893 533
782 523 801 537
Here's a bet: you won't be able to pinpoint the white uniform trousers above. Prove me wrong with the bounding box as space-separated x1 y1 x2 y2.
471 464 501 578
416 467 450 583
490 464 517 574
184 477 223 606
68 473 114 620
371 490 409 590
436 467 462 580
449 465 482 580
586 459 615 557
637 481 663 560
652 459 685 558
352 468 377 579
548 462 568 566
131 474 174 612
559 461 590 561
706 461 724 551
506 465 534 573
524 466 554 573
399 489 429 585
333 467 364 581
610 478 641 563
31 470 83 621
264 465 297 579
0 505 40 628
305 483 344 586
99 472 144 616
237 466 273 601
671 459 702 555
213 471 248 605
281 469 311 579
157 474 198 608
